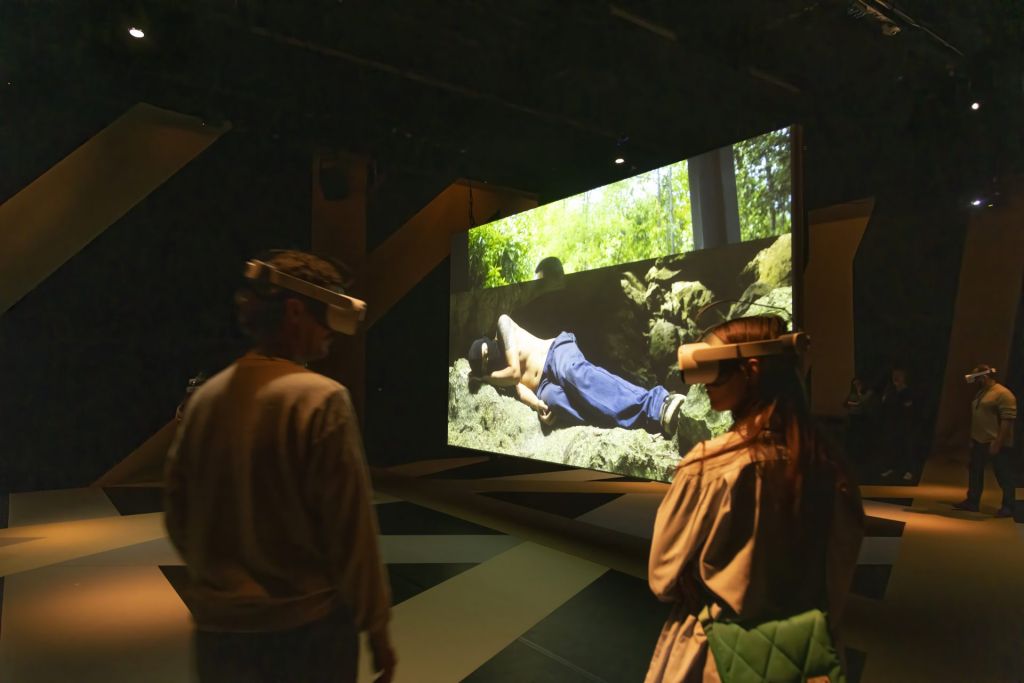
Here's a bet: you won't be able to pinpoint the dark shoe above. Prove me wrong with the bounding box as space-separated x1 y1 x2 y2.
994 506 1015 518
952 500 979 512
660 393 686 436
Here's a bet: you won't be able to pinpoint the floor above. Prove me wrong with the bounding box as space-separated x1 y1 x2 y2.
0 452 1021 682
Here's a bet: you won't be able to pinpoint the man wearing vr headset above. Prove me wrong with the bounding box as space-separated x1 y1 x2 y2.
468 314 686 435
953 364 1017 517
165 250 395 683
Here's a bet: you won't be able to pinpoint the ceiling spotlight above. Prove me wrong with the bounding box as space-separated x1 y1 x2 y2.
971 101 980 111
128 27 145 39
614 158 625 165
971 199 983 206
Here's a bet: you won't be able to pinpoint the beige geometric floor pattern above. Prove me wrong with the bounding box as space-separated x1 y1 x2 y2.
0 456 1021 682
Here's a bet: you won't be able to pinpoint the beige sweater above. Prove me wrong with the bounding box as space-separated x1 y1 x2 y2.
646 431 864 683
164 353 391 634
971 382 1016 446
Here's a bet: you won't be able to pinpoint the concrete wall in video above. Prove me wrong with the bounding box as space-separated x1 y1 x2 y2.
448 234 793 481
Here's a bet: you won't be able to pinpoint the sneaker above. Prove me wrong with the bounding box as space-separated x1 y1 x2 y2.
994 506 1015 518
952 500 979 512
660 393 686 436
901 472 914 482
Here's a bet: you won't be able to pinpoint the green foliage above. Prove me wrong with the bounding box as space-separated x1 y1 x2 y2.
467 161 693 289
466 126 792 289
468 220 535 288
733 127 792 241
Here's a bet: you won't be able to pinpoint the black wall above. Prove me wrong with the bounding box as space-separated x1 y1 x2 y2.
0 110 992 489
0 129 311 492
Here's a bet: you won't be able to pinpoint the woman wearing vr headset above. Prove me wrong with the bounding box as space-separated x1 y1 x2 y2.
646 316 864 683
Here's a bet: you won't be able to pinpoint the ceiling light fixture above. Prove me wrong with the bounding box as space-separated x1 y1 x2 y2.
615 158 625 165
970 101 980 111
128 27 145 39
971 199 983 206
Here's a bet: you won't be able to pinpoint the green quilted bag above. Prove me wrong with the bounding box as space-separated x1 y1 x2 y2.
699 606 844 683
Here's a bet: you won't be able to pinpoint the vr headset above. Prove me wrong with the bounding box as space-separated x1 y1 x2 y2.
964 367 996 384
677 332 810 385
242 260 367 335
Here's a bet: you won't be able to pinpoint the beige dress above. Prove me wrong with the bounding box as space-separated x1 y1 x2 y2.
645 431 864 683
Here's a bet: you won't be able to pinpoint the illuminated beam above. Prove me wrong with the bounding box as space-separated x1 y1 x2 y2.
362 180 536 327
0 103 229 314
933 179 1024 451
804 198 874 417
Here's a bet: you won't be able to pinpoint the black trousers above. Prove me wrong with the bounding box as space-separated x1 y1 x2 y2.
194 610 359 683
967 440 1017 509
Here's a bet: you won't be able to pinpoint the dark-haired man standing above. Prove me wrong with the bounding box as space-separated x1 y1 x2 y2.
469 314 685 434
165 250 395 683
954 364 1018 517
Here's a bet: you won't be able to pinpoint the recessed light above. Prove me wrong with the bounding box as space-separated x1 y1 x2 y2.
614 158 625 165
129 27 145 39
970 101 980 111
971 199 983 206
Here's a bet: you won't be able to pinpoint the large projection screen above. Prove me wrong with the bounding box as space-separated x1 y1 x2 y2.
448 126 796 481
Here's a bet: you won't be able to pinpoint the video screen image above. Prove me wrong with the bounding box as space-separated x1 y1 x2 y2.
448 127 794 482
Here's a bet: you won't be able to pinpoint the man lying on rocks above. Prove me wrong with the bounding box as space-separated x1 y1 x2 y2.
468 314 685 435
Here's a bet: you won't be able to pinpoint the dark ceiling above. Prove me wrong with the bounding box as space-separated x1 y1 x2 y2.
2 1 1022 210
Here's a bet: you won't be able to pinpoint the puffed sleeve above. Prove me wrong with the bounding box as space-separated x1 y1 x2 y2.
648 445 728 603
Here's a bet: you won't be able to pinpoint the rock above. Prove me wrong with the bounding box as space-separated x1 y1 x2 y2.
645 264 682 284
643 282 666 315
667 280 714 322
620 272 646 307
447 358 683 480
729 281 773 319
679 383 733 439
648 319 680 369
742 233 791 289
745 286 793 321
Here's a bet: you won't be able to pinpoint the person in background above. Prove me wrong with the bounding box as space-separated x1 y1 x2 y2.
534 255 565 281
165 249 395 683
646 316 864 683
842 376 874 465
879 367 917 482
953 364 1018 517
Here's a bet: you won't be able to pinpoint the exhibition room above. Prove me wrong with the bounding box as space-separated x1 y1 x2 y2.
1 2 1022 682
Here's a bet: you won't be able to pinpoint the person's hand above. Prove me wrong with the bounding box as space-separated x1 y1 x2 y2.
369 629 397 683
535 400 555 426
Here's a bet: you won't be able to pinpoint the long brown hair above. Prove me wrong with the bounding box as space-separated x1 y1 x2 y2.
698 316 839 513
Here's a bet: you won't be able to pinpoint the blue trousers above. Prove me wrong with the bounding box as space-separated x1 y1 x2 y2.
535 332 668 432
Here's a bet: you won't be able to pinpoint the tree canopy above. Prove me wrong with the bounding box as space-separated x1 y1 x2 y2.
468 127 792 289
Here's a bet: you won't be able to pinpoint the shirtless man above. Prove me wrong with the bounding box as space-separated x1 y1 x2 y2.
468 314 685 435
